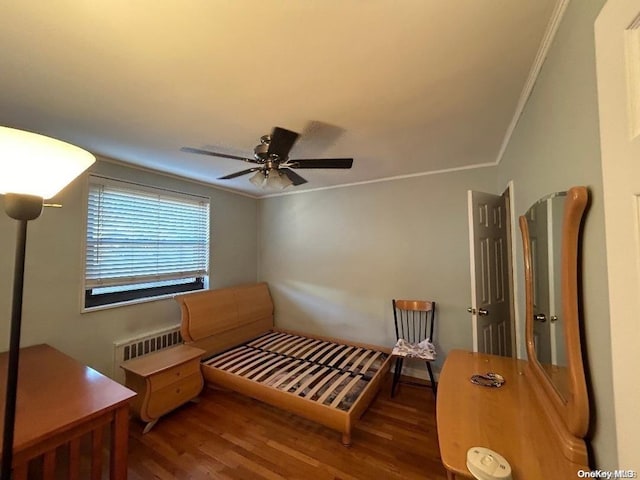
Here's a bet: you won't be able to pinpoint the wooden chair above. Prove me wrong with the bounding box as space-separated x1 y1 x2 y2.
391 299 437 397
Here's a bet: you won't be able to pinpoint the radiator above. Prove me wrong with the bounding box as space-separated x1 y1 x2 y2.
112 325 182 383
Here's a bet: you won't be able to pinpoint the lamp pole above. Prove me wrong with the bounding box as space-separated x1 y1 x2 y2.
1 195 42 479
0 126 95 478
1 220 28 479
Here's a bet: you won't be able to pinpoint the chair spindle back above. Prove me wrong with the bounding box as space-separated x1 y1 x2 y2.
392 299 436 343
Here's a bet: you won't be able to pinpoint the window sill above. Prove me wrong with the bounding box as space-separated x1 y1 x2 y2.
81 292 179 313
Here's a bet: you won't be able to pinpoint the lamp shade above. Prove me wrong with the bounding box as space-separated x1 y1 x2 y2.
266 170 293 190
0 127 96 199
249 170 267 187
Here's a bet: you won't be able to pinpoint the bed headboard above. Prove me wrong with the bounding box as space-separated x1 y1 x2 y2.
175 282 274 356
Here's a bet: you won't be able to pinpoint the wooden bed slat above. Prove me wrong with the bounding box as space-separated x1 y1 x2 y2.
204 345 247 366
251 357 294 382
307 342 336 362
330 375 363 408
298 341 330 361
294 366 330 395
304 370 340 399
337 348 363 370
270 361 310 388
282 365 323 392
290 339 323 358
264 335 301 353
318 372 352 404
247 331 282 348
229 351 271 374
244 354 288 379
350 350 374 372
328 345 355 367
262 359 303 385
322 345 353 366
317 344 347 364
279 337 315 356
251 332 287 349
360 351 382 374
215 348 257 370
235 352 278 376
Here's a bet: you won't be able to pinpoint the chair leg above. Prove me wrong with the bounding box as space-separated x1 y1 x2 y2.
391 357 404 398
426 361 437 397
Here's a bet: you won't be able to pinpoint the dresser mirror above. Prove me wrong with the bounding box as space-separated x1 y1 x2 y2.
523 191 569 401
519 186 589 440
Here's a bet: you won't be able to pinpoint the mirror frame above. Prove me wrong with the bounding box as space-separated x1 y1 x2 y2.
519 186 589 443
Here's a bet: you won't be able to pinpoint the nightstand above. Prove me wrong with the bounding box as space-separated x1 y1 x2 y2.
121 344 205 433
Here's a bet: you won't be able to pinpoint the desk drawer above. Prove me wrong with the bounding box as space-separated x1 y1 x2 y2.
149 360 200 392
146 373 203 419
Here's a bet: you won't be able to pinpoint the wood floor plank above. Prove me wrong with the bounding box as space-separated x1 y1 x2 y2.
127 374 448 479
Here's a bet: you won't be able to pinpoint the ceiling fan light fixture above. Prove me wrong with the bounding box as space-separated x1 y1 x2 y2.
266 169 292 190
182 126 352 190
249 170 267 187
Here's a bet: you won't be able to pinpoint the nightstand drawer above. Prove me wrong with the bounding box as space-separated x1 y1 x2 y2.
146 373 203 419
149 360 200 392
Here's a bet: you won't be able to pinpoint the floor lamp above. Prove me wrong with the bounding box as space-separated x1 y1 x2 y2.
0 126 95 479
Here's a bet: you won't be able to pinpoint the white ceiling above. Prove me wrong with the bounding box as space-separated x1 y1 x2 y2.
0 1 559 197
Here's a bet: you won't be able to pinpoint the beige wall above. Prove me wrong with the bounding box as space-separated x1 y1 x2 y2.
0 158 258 375
496 0 615 468
258 167 498 373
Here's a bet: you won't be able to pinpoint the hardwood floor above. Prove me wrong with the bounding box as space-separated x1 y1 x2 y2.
127 374 448 479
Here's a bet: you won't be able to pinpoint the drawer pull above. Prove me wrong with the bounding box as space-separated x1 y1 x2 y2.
176 371 181 377
176 388 181 394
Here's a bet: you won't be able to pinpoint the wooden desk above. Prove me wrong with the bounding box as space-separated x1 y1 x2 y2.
0 344 136 479
436 350 587 479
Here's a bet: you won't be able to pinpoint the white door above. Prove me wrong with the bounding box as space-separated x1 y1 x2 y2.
595 0 640 469
468 190 513 356
526 201 552 364
549 195 567 366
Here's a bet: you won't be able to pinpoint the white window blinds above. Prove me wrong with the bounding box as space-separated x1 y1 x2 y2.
85 176 210 289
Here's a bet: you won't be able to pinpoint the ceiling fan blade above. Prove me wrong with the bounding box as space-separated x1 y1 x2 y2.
288 158 353 169
218 167 262 180
267 127 299 159
280 168 308 186
181 147 257 163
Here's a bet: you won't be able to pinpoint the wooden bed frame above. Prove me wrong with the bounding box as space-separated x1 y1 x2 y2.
175 283 391 445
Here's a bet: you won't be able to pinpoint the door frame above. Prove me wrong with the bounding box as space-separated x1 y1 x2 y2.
595 0 640 467
504 181 519 358
467 181 519 356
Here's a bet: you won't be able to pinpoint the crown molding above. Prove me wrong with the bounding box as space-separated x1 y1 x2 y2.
96 155 260 199
262 0 571 200
260 162 496 199
95 0 570 203
494 0 571 165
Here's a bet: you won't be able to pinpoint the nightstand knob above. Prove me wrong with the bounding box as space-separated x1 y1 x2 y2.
176 388 181 394
176 371 181 377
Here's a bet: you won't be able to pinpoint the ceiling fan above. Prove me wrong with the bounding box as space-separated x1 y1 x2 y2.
181 127 353 189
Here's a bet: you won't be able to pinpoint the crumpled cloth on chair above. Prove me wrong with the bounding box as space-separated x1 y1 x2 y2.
392 338 437 361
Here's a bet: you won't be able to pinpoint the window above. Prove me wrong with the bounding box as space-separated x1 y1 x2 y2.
84 175 210 309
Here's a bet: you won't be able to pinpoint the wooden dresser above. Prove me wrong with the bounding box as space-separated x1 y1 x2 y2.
436 350 587 479
437 188 592 478
121 344 204 433
0 344 136 479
